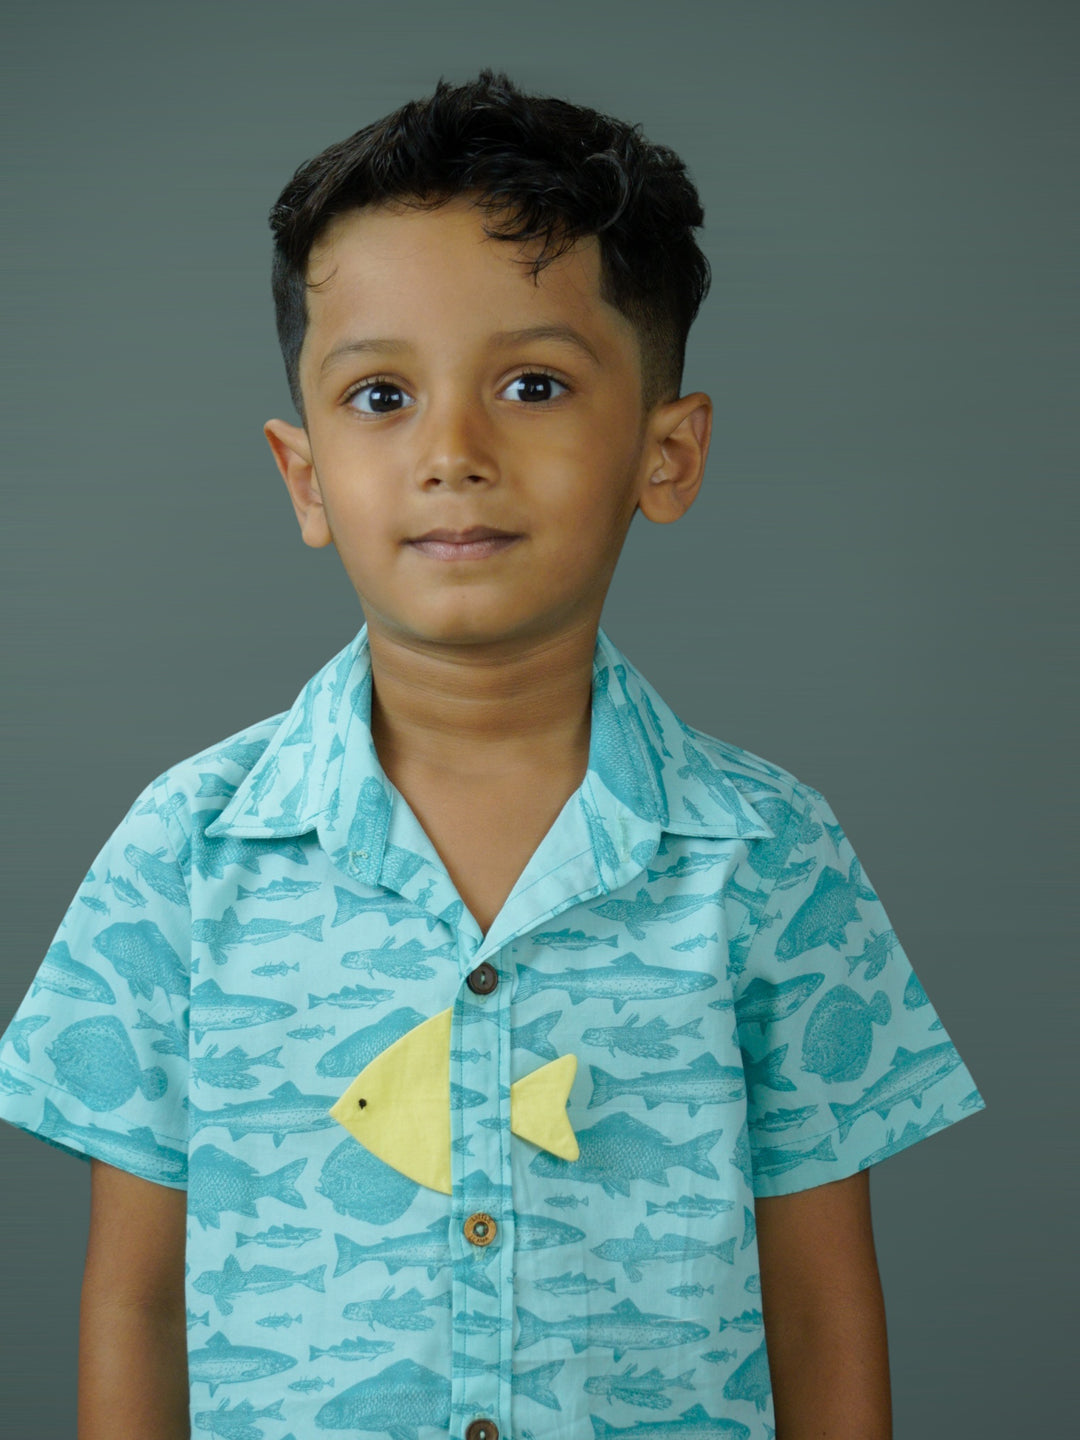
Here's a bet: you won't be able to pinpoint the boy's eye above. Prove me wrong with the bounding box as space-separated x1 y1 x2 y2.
344 370 569 415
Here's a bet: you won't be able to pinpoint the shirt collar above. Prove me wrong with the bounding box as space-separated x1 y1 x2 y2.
203 625 774 873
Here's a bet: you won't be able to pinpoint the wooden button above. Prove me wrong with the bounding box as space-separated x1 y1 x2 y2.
463 1212 496 1247
466 963 498 995
465 1421 499 1440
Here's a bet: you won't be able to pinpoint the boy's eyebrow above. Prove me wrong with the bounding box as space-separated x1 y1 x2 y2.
319 324 603 376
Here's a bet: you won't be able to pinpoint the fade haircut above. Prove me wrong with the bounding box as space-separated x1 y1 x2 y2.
269 68 711 424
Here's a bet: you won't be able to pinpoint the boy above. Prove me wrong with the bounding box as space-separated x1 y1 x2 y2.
0 69 985 1440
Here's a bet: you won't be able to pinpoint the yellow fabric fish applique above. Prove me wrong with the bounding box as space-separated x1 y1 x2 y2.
327 1008 579 1194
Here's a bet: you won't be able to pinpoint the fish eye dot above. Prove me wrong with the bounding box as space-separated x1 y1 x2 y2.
357 1098 367 1109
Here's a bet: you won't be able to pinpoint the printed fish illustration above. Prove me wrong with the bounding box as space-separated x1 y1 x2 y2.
677 739 766 833
191 1396 285 1438
256 1313 304 1330
328 1007 578 1194
775 857 877 961
342 937 455 981
644 1194 735 1220
511 1010 562 1062
533 929 621 951
190 980 297 1044
38 1099 185 1184
590 1402 750 1438
31 941 116 1005
187 1332 297 1397
192 906 323 966
589 1053 744 1116
343 1285 452 1332
716 1310 761 1334
451 1352 564 1410
702 1350 738 1364
592 1223 736 1282
132 1009 188 1057
0 1014 46 1065
186 1081 340 1146
845 927 900 981
536 1270 617 1296
515 1212 586 1250
515 1296 709 1361
290 1375 335 1393
193 1253 325 1316
452 1308 506 1336
236 877 321 903
330 885 445 933
530 1112 724 1199
314 1357 451 1437
545 1193 589 1210
188 1143 306 1230
332 1217 452 1281
105 870 146 908
829 1041 964 1142
45 1015 167 1111
671 933 719 953
584 1362 697 1410
748 1103 820 1135
187 1309 211 1330
646 850 730 881
287 1025 336 1041
721 1338 771 1414
588 888 725 942
316 1136 419 1226
252 961 300 978
856 1104 951 1169
122 843 189 907
752 1135 837 1180
802 984 891 1083
309 1336 395 1362
92 920 188 1002
315 1007 428 1079
733 975 824 1034
668 1284 713 1299
235 1223 320 1249
0 1067 32 1097
308 984 394 1012
582 1014 703 1061
516 955 716 1012
193 1044 284 1091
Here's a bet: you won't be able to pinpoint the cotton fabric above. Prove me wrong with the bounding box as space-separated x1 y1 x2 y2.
0 625 986 1439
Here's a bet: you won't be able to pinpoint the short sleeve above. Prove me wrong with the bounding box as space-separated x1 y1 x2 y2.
0 776 191 1188
733 784 986 1197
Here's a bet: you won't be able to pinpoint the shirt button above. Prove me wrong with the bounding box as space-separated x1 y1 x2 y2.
463 1212 496 1247
465 1421 499 1440
466 963 498 995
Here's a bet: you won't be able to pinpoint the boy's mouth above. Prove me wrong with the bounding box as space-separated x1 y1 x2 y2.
407 525 522 561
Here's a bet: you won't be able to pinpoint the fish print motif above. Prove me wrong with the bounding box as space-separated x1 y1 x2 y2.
0 624 985 1439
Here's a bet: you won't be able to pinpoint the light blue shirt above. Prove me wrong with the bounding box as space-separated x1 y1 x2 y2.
0 625 985 1439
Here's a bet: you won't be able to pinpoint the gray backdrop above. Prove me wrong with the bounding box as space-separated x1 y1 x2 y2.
2 0 1075 1434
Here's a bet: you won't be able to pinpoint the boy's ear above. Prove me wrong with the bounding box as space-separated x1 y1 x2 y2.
636 392 712 525
264 418 333 549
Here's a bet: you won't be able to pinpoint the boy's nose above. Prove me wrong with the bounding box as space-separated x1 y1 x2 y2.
413 392 498 490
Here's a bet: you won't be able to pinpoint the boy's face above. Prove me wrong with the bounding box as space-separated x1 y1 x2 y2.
266 196 710 653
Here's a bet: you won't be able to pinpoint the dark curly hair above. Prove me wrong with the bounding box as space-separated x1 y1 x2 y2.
269 68 711 424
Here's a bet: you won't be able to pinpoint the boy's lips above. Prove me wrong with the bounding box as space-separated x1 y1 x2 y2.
406 525 523 561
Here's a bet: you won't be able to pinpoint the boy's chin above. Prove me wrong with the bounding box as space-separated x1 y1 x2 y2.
365 601 574 653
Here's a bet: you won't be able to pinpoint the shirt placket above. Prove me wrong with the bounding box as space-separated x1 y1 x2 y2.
449 935 514 1440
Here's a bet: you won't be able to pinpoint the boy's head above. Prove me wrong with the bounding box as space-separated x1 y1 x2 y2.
263 71 715 652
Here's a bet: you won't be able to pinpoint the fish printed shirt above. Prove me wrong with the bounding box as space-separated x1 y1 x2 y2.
0 625 986 1440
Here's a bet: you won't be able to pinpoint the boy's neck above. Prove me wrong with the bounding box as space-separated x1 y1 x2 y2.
366 617 596 784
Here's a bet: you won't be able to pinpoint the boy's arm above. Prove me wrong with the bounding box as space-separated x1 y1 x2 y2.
78 1159 189 1440
755 1169 892 1440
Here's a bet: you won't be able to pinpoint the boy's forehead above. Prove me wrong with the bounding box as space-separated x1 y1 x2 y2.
302 198 636 371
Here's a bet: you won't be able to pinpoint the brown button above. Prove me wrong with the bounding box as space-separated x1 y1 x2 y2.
466 963 498 995
465 1422 499 1440
463 1212 496 1247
